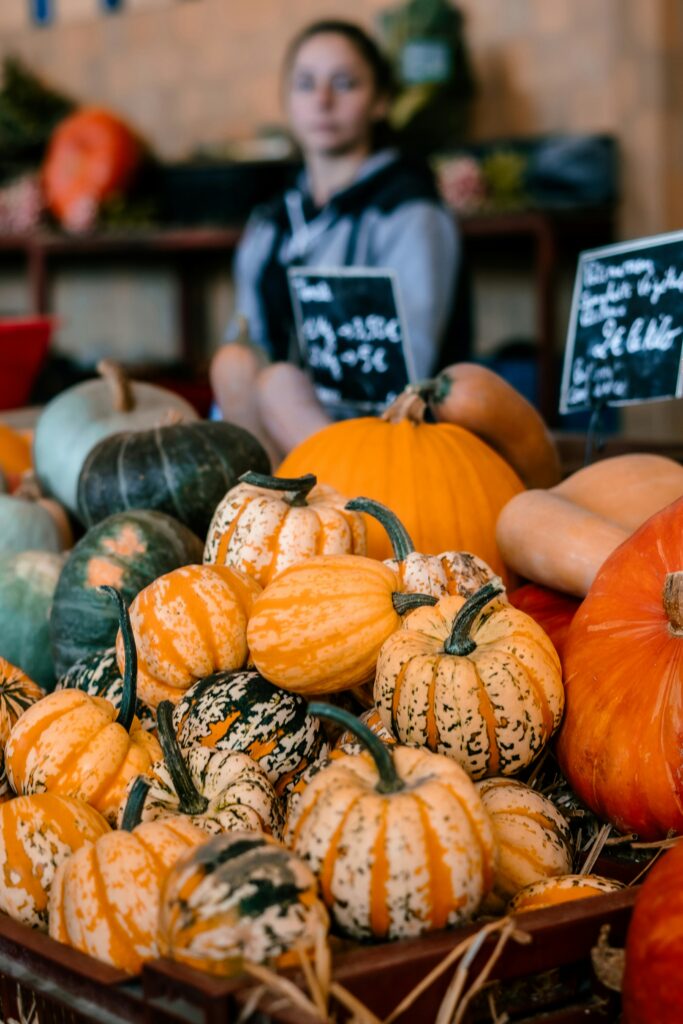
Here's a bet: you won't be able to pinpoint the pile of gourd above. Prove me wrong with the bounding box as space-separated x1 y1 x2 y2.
0 360 681 1017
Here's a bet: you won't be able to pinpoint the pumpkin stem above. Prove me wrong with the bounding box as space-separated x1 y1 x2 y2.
380 390 426 425
664 572 683 636
99 586 137 732
13 470 43 502
120 775 151 832
345 498 415 561
97 360 135 412
239 471 317 507
156 701 209 815
392 592 438 615
308 702 404 795
444 581 505 656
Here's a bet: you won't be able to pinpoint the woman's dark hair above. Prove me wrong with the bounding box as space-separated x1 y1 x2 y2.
283 20 396 150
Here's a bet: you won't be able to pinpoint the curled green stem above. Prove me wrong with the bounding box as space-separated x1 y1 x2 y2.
444 581 504 656
98 586 136 732
345 498 415 561
120 775 151 832
239 471 317 507
309 702 404 795
156 701 209 816
392 592 438 615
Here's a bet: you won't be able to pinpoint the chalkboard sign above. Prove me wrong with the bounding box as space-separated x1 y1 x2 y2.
560 230 683 414
288 268 413 414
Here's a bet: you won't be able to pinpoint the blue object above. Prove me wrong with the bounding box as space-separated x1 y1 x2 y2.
101 0 123 9
30 0 53 25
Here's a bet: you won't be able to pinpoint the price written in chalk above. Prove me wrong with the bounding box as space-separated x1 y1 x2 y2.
560 231 683 413
288 269 412 411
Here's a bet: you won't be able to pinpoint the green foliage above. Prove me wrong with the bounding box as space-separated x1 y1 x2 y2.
481 150 529 209
0 57 75 182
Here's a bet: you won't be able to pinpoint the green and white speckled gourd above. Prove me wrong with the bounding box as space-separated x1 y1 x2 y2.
158 830 329 976
55 647 156 730
117 701 283 837
286 703 496 941
33 360 198 515
172 669 327 797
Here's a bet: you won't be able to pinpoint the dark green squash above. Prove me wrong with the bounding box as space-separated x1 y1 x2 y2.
172 669 327 797
76 421 270 537
49 509 203 676
55 647 156 730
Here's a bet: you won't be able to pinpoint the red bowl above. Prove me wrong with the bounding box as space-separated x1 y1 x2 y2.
0 316 54 410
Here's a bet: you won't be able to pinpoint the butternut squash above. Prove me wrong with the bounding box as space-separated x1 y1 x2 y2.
496 490 629 597
423 363 561 488
256 363 332 456
552 453 683 531
209 319 282 468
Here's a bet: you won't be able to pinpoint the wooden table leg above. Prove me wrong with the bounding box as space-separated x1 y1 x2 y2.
27 240 48 314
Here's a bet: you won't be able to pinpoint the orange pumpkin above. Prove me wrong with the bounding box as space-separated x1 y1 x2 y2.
247 554 433 694
0 424 32 491
556 496 683 840
49 779 206 973
117 564 261 708
43 107 142 230
277 390 523 580
5 588 161 824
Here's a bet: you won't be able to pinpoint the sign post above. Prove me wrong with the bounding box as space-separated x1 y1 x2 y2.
288 268 413 416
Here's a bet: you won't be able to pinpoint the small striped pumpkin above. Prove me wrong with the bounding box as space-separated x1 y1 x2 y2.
6 588 162 825
0 793 110 929
509 874 625 913
49 813 207 973
286 703 496 941
475 777 573 911
375 582 564 779
117 564 261 708
118 702 282 837
159 830 329 976
347 497 500 599
55 647 156 731
173 670 326 797
204 471 366 587
334 707 397 754
246 554 430 694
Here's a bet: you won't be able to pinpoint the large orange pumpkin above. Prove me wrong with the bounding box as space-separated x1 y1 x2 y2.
277 391 523 579
42 107 142 230
556 495 683 840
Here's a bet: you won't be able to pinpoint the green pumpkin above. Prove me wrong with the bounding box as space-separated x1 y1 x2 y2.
0 494 63 555
76 421 269 538
0 551 64 690
55 647 156 731
49 509 203 676
33 362 198 515
173 670 327 797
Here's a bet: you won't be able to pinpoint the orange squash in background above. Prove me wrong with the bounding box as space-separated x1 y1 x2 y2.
43 107 142 229
278 390 523 581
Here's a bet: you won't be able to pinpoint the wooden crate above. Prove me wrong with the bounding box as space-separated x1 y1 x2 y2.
0 886 636 1023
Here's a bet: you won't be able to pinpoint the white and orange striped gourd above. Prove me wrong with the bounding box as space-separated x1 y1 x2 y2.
508 874 624 913
204 471 366 586
116 564 261 708
285 703 496 941
375 582 564 779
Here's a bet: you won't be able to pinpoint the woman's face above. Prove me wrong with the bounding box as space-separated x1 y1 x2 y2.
286 32 388 159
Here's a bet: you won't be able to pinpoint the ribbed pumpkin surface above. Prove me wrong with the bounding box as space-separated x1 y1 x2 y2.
55 648 156 731
277 414 524 578
0 793 110 929
556 496 683 840
49 817 206 973
49 510 203 676
77 421 270 537
0 658 45 746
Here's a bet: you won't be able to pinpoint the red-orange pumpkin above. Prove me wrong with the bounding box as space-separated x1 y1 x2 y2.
508 584 580 662
622 840 683 1024
557 496 683 840
43 107 142 230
